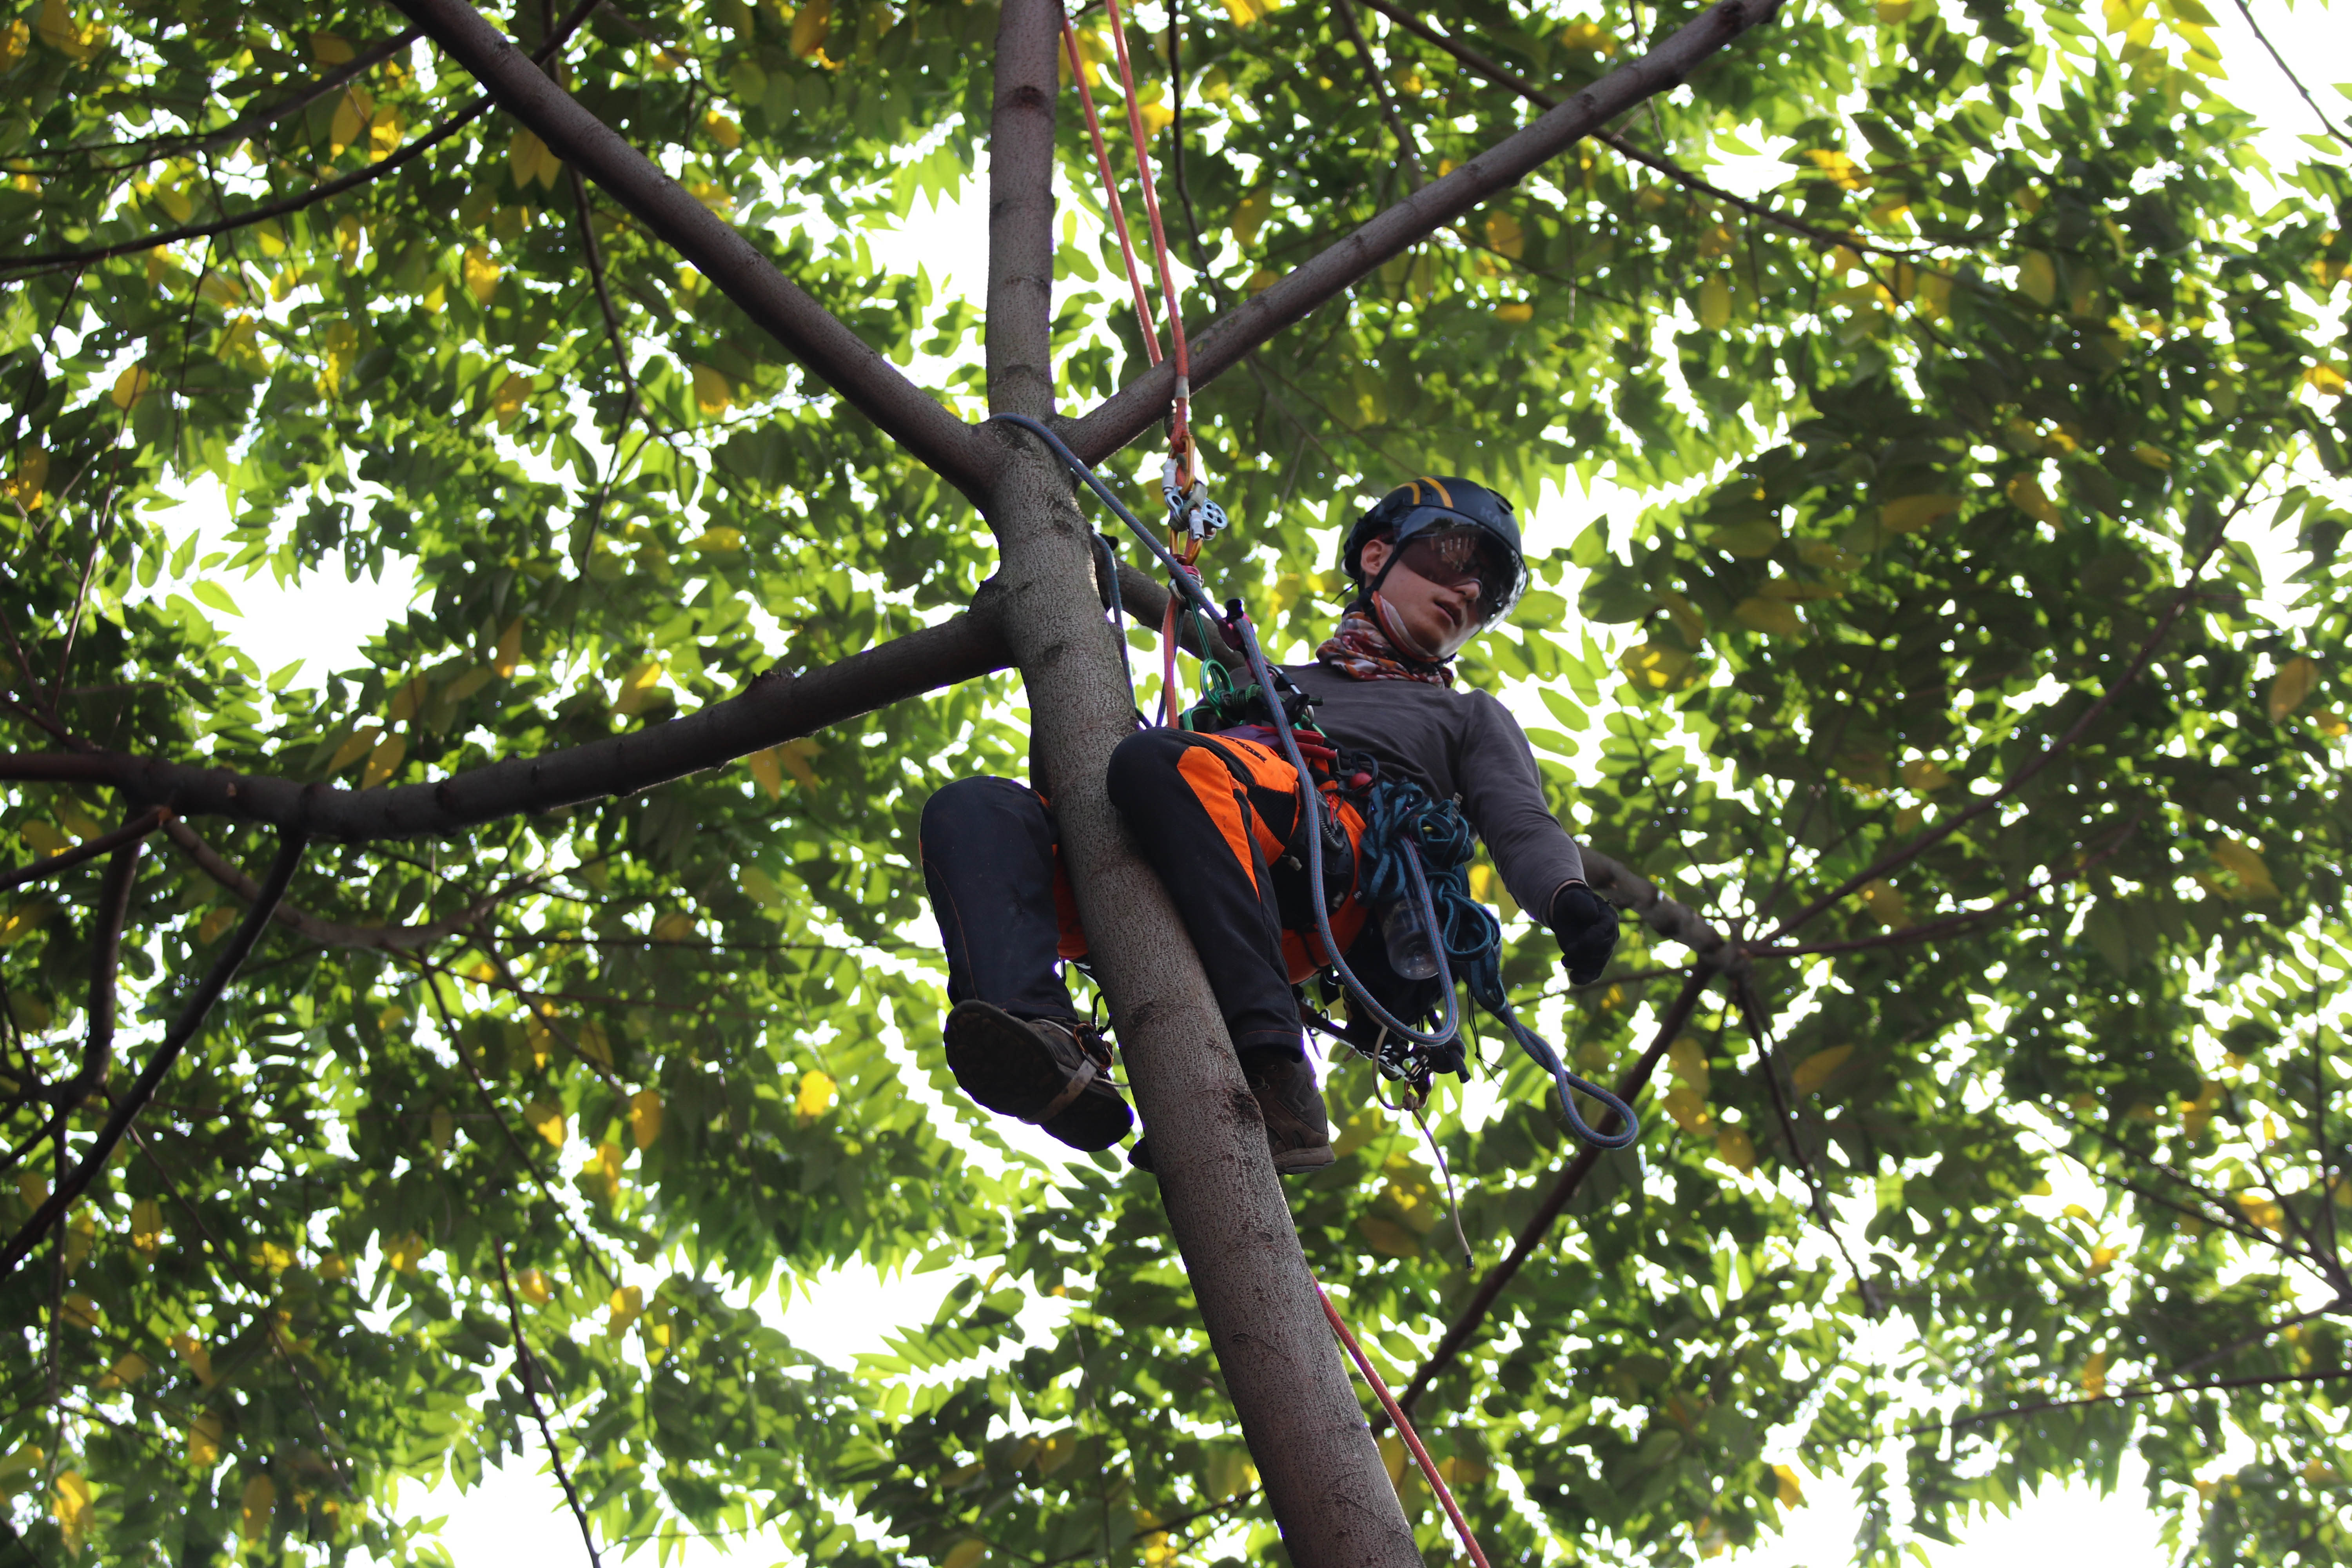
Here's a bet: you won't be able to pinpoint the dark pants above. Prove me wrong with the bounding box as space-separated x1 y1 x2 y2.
918 728 1367 1061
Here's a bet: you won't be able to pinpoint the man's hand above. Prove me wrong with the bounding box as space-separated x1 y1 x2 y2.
1548 882 1619 986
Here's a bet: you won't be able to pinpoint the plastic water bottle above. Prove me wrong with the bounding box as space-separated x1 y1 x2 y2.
1380 897 1440 981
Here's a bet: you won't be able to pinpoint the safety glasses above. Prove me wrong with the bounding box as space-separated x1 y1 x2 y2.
1393 524 1518 623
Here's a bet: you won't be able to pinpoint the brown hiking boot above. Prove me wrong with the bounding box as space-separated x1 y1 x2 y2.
942 1001 1132 1152
1245 1050 1335 1173
1127 1051 1336 1176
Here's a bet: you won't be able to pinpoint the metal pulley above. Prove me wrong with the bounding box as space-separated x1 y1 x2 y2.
1162 453 1227 558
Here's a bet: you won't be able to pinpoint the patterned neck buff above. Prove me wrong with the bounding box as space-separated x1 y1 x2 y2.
1314 606 1456 688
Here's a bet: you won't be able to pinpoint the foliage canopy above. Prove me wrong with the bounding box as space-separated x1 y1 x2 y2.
0 0 2347 1561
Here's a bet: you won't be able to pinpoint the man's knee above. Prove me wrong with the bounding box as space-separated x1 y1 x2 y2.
921 775 1038 854
1105 727 1192 821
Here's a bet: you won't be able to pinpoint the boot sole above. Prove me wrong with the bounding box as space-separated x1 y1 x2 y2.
944 1005 1132 1152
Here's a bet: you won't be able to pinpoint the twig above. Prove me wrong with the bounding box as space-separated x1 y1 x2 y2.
0 829 305 1285
1893 1367 2352 1439
0 808 167 895
2225 0 2352 152
1349 0 1955 261
0 837 140 1181
1333 0 1423 189
2169 1300 2347 1383
1767 473 2268 943
492 1239 603 1566
1732 972 1877 1314
0 1 600 279
1391 966 1713 1419
469 924 626 1097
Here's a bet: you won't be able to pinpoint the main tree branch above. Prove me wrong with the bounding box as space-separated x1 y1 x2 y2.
0 607 1010 841
1065 0 1782 462
389 0 997 501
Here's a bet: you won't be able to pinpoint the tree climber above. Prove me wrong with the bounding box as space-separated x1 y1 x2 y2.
917 477 1620 1172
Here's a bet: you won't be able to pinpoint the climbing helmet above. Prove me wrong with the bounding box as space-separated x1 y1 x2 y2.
1339 475 1530 628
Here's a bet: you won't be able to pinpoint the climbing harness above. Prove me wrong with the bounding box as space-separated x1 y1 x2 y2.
1318 1281 1494 1568
985 414 1638 1151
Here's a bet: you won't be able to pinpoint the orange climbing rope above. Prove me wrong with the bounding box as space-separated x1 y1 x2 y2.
1316 1280 1494 1568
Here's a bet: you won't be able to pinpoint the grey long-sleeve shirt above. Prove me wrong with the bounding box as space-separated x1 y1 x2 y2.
1278 662 1586 920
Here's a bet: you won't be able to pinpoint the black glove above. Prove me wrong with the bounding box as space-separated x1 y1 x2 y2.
1548 881 1619 987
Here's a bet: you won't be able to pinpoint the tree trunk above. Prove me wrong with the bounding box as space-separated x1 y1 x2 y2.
978 5 1422 1563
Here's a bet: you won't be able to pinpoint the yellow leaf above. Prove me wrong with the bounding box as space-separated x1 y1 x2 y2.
1484 213 1524 259
188 1412 223 1466
0 19 28 71
2018 250 2057 305
1356 1214 1422 1258
1733 597 1804 638
1791 1044 1854 1095
2307 365 2347 398
1617 640 1693 691
1698 276 1731 331
327 725 381 774
1861 879 1908 927
96 1351 149 1390
690 363 734 414
2087 1244 2119 1276
584 1140 624 1203
777 736 822 790
329 86 371 152
110 363 150 409
130 1197 162 1255
524 1098 567 1150
52 1472 89 1553
518 1267 552 1304
0 902 53 947
608 1284 644 1335
749 748 783 800
36 0 95 60
795 1069 835 1120
1662 1084 1711 1134
703 109 742 148
1221 0 1280 24
490 370 530 429
790 0 831 57
2317 708 2348 738
171 1331 214 1384
462 245 501 306
1493 302 1533 323
2268 656 2318 722
1667 1035 1710 1095
510 127 561 190
2131 442 2172 470
1774 1464 1806 1507
1802 149 1864 190
1900 759 1951 791
310 31 355 64
2 446 48 511
2209 838 2278 900
1880 494 1960 533
613 660 666 716
1229 188 1272 248
1876 0 1913 18
359 733 406 790
942 1541 988 1568
494 617 524 677
650 911 696 942
741 864 782 905
2079 1350 2107 1398
59 1291 96 1328
2005 473 2063 526
694 525 743 552
240 1472 276 1541
1556 20 1617 51
630 1089 663 1150
384 1230 426 1273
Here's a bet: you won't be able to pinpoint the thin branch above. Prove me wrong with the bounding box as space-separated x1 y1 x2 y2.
1733 972 1877 1314
0 839 140 1181
1894 1367 2352 1440
0 604 1011 840
1392 967 1713 1419
1351 0 1953 263
0 829 305 1285
0 808 166 894
2225 0 2352 152
0 7 597 279
1332 0 1423 189
1766 477 2265 943
389 0 995 499
1066 0 1786 462
2169 1300 2348 1383
162 817 543 950
470 925 626 1097
492 1240 603 1567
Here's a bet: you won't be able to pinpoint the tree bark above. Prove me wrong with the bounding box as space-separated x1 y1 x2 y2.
1065 0 1781 463
981 5 1420 1562
0 607 1010 840
387 0 998 502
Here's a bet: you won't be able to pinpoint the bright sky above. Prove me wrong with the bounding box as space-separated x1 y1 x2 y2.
136 1 2350 1561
